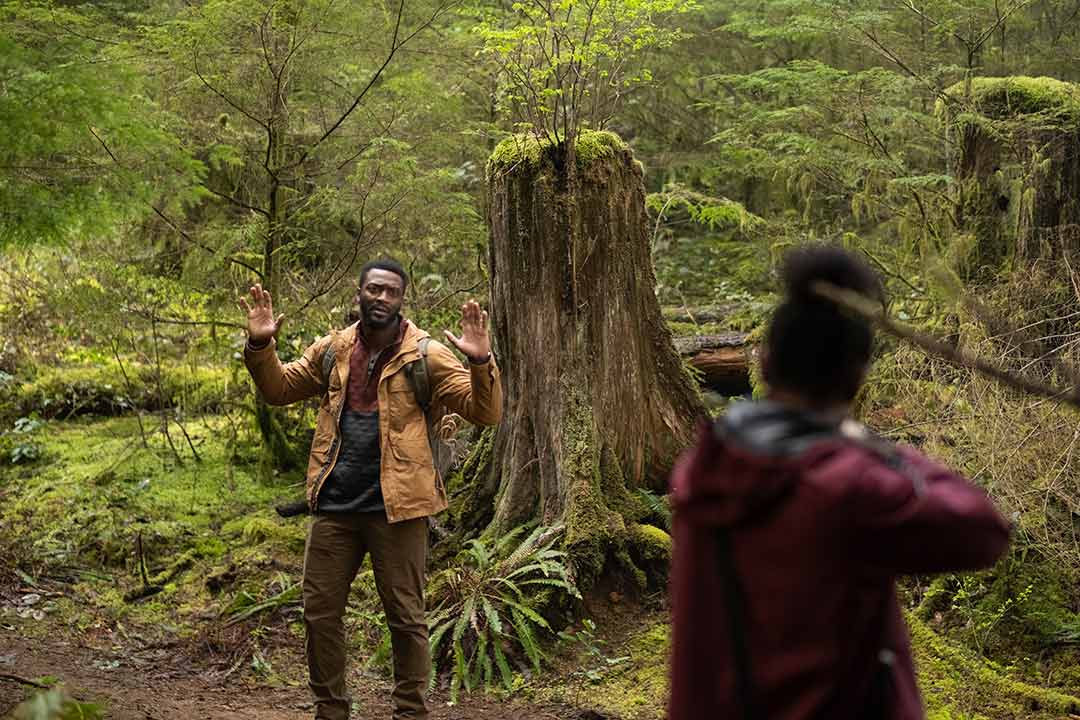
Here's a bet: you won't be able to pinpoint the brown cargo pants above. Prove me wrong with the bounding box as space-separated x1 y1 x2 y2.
303 512 430 720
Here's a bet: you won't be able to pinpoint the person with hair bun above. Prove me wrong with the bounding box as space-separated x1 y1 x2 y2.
668 245 1011 720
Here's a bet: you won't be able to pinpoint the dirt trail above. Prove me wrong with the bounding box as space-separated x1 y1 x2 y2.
0 631 587 720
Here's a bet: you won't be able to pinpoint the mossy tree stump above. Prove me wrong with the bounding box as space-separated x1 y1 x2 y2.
463 130 703 582
946 77 1080 275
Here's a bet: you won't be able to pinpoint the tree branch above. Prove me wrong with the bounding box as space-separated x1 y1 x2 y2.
149 205 264 279
203 185 271 218
192 43 268 130
0 673 49 689
289 0 454 170
813 281 1080 411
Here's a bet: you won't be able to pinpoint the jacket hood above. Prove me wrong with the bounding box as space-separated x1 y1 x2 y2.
673 400 845 526
719 400 843 458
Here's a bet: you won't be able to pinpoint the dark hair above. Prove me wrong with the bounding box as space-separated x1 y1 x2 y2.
762 245 883 404
359 258 409 292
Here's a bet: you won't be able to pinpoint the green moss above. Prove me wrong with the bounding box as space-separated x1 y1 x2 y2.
561 389 626 583
2 360 247 420
575 621 669 719
941 76 1080 121
909 612 1080 718
0 415 306 636
574 130 625 166
448 427 496 535
487 130 629 176
221 514 307 552
629 524 671 562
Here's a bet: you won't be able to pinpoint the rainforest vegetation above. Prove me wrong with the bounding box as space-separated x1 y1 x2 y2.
3 0 1080 718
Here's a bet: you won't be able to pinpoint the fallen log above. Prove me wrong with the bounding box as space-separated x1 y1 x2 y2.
674 333 753 396
662 305 739 324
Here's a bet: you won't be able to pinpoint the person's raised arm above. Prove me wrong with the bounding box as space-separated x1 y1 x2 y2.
850 446 1011 575
239 283 327 405
429 300 502 426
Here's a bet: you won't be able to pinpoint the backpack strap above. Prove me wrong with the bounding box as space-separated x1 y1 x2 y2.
321 344 337 394
406 337 433 415
715 527 759 720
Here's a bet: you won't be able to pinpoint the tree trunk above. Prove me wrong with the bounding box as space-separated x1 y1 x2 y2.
464 131 704 582
254 58 301 472
951 78 1080 276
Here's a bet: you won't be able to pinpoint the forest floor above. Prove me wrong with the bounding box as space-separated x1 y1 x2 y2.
0 628 594 720
10 414 1080 720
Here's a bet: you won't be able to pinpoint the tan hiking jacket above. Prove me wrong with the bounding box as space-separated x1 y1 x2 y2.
244 320 502 522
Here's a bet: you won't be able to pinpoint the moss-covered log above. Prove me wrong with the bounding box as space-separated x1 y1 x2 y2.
465 130 703 582
944 76 1080 276
673 333 752 396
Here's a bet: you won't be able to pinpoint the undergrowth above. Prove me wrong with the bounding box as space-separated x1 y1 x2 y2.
426 524 580 700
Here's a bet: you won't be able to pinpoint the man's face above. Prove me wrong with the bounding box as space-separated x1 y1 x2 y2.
355 269 405 329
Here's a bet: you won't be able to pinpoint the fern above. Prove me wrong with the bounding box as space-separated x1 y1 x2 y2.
637 488 672 530
426 523 580 700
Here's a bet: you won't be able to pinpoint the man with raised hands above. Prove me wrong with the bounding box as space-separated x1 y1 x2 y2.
239 258 503 720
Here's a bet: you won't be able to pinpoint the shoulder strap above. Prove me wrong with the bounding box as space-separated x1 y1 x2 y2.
715 527 759 720
321 344 336 393
406 337 433 415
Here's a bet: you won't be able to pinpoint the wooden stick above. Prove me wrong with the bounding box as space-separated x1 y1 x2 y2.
0 672 49 689
812 281 1080 411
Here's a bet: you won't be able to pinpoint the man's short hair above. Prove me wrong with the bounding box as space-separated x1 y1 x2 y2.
359 258 409 292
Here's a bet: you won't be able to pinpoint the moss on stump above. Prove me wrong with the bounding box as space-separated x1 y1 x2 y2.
487 130 628 176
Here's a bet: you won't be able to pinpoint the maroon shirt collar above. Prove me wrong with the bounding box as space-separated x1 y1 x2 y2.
356 315 409 350
346 317 409 413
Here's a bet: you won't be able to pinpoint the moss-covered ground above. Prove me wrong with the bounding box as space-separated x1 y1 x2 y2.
9 332 1080 717
0 415 310 640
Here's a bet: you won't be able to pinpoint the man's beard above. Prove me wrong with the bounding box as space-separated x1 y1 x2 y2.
361 300 399 329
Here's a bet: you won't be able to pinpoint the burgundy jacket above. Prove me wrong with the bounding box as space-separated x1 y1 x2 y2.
668 401 1011 720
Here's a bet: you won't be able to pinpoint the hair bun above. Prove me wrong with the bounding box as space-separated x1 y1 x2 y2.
780 244 882 305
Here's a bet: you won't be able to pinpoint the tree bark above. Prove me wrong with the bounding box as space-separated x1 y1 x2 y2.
952 79 1080 275
465 133 704 581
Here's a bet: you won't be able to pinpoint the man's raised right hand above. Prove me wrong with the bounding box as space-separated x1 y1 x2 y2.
238 283 284 347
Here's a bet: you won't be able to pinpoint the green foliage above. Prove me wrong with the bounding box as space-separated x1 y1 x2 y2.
0 2 201 246
13 687 105 720
647 185 762 234
542 618 669 718
475 0 696 140
426 524 580 700
4 361 247 420
557 618 630 684
634 489 671 531
0 416 44 465
910 612 1080 720
222 572 301 626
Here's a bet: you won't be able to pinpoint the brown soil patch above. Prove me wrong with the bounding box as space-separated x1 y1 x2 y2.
0 630 592 720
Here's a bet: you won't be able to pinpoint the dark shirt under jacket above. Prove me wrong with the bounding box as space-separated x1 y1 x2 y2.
317 319 408 514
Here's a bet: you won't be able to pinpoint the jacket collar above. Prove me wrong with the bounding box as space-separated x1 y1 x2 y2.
716 400 842 458
333 317 431 380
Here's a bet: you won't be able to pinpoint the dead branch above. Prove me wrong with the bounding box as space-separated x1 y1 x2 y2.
813 281 1080 411
0 673 49 689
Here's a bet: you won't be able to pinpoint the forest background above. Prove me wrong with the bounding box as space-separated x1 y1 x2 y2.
3 0 1080 718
